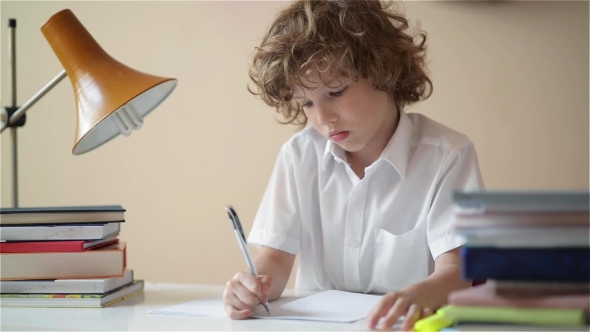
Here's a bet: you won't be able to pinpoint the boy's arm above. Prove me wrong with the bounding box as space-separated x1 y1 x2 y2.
255 246 296 301
366 247 471 330
407 247 471 309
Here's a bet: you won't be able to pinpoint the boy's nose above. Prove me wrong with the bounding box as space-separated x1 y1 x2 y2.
316 105 338 126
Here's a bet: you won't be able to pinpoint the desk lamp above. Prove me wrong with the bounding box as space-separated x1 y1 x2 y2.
1 9 177 207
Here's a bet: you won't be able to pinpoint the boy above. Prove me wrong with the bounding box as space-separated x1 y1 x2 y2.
223 0 484 330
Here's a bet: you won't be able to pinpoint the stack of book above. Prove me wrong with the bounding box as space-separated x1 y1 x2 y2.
0 205 144 308
444 191 589 328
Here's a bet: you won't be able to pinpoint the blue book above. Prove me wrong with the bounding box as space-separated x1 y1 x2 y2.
453 190 590 213
462 247 590 282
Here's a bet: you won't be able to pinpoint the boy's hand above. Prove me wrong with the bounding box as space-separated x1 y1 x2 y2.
223 271 272 319
365 288 433 331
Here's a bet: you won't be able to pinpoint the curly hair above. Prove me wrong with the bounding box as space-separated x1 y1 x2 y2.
248 0 433 125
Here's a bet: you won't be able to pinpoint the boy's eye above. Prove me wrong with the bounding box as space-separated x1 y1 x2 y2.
330 86 348 97
302 101 313 108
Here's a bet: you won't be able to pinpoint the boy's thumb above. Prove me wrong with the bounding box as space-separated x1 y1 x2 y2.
260 275 273 284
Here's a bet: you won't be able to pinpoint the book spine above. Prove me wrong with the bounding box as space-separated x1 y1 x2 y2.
0 241 85 253
461 247 590 282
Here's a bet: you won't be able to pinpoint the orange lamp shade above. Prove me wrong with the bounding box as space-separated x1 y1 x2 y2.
41 9 177 155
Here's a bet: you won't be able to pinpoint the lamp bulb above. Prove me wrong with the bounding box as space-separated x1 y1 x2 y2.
110 103 144 137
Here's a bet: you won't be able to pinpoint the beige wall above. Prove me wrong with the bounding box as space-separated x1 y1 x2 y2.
1 1 588 287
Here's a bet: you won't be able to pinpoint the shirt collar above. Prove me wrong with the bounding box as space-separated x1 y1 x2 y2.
323 136 348 168
322 109 413 178
380 109 412 178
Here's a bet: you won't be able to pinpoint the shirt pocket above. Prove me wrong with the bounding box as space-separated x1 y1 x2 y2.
372 227 429 292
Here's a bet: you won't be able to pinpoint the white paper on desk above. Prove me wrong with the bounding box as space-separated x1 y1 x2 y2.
253 290 382 323
149 290 383 323
149 298 227 317
148 296 295 317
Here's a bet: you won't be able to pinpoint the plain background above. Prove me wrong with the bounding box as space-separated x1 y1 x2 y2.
1 1 588 288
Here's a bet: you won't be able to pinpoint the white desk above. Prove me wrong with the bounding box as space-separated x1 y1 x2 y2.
1 282 371 331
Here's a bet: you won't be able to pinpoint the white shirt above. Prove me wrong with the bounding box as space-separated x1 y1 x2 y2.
249 110 485 294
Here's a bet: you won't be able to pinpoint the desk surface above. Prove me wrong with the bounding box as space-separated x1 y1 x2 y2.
1 282 371 331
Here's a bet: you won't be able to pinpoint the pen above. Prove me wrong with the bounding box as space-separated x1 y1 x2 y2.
226 205 270 315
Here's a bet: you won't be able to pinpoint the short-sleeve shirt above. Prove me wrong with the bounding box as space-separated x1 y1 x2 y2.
248 110 485 294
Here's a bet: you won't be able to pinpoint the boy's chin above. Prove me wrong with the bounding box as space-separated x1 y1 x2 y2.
335 141 362 153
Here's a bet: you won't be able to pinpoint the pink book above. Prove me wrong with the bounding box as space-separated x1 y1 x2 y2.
0 237 118 253
449 281 590 312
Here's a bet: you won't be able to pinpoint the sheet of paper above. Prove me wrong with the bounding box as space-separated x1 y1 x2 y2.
149 298 227 317
252 290 382 323
149 290 384 323
148 295 298 317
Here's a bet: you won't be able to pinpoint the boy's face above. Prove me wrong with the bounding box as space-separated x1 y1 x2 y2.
292 69 398 158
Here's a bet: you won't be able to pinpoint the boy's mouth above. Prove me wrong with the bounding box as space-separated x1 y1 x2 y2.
330 131 349 143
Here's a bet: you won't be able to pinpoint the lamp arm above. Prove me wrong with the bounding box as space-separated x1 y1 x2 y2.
0 70 67 133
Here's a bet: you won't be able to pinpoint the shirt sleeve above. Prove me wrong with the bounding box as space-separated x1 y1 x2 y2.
248 144 302 255
427 140 485 260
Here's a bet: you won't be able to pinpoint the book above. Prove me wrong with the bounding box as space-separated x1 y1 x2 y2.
449 282 590 311
0 237 119 253
462 247 590 282
0 222 120 241
414 305 588 331
0 269 133 294
453 191 590 213
457 226 590 247
494 280 590 297
441 323 590 331
0 242 126 280
454 211 589 228
0 205 125 225
0 280 144 308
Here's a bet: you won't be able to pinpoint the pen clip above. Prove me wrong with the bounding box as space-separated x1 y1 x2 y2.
226 205 259 275
226 205 247 243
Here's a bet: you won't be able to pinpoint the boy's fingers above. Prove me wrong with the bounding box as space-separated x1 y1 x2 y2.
259 275 273 298
401 304 421 331
379 298 409 329
366 293 398 329
224 276 259 309
421 307 432 319
237 271 266 303
234 283 262 307
224 287 255 311
259 275 273 289
224 303 252 320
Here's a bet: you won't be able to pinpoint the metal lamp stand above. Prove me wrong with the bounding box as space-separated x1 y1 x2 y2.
1 19 67 207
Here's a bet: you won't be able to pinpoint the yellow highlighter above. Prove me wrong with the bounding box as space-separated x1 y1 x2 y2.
414 305 588 332
414 306 454 331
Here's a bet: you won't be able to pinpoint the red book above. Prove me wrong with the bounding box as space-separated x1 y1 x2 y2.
449 281 590 311
0 237 118 253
